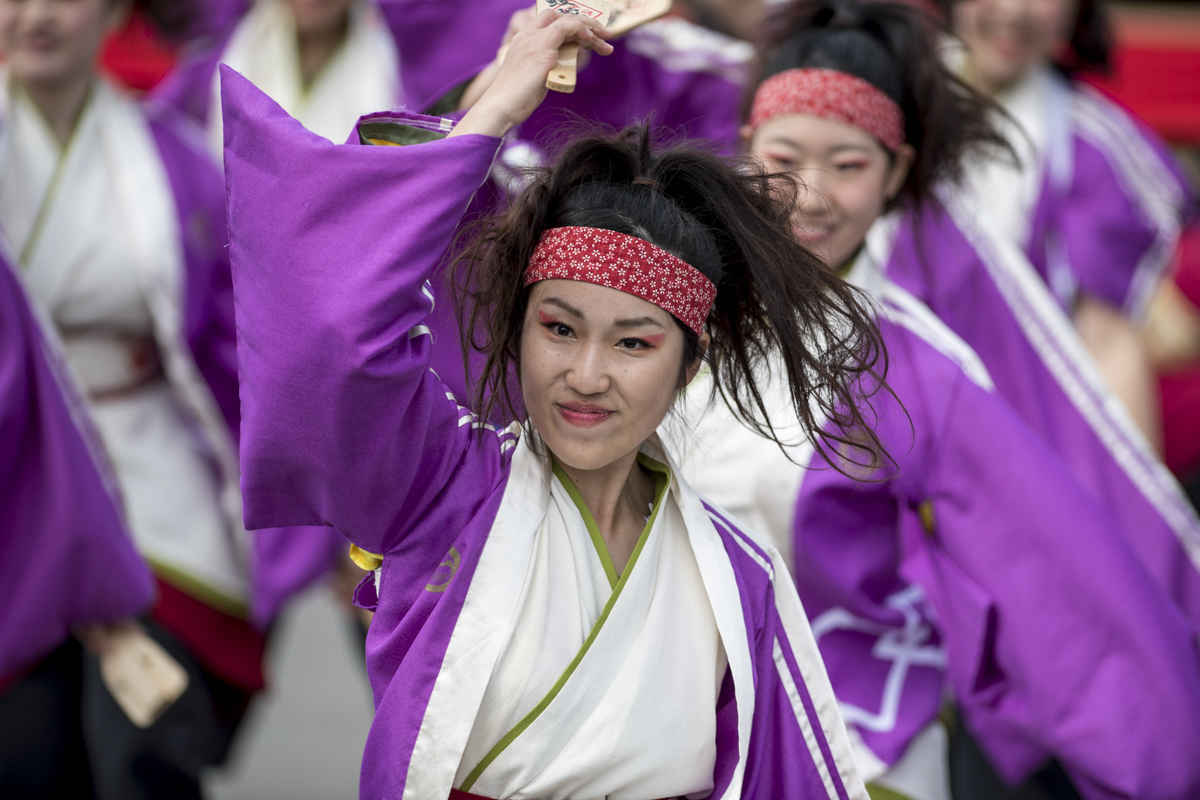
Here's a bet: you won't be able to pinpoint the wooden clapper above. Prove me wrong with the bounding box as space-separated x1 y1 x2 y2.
99 626 189 728
537 0 673 93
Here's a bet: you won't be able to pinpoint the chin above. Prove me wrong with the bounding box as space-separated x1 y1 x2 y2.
540 424 637 474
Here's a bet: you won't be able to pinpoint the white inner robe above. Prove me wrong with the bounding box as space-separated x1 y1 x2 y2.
457 450 727 800
0 77 247 606
209 0 400 156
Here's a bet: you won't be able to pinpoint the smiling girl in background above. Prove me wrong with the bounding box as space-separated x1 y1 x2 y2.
942 0 1193 450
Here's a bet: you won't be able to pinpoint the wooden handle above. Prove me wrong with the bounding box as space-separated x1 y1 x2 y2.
546 42 581 93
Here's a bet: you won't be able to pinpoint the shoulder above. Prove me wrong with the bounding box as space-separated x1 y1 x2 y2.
700 500 781 603
1068 83 1188 206
876 281 995 392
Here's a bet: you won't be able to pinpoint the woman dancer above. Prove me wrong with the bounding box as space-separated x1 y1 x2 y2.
943 0 1192 447
679 1 1200 798
223 9 888 798
743 0 1200 629
0 252 153 799
0 0 328 794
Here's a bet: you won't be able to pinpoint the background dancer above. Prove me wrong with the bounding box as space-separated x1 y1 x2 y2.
943 0 1194 449
0 1 327 795
678 4 1200 798
748 0 1200 640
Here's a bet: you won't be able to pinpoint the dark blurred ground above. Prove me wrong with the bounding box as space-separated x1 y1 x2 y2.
203 589 372 800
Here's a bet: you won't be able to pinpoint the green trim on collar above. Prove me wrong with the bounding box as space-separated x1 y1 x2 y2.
866 784 918 800
552 453 671 590
459 453 672 792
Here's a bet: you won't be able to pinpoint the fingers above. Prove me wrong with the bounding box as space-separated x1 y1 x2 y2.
521 8 614 54
502 7 537 46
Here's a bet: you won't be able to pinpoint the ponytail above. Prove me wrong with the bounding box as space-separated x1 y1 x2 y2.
750 0 1011 208
452 125 890 472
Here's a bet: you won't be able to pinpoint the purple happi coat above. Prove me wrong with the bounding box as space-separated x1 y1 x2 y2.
1024 79 1191 316
222 66 867 800
0 257 152 678
793 274 1200 797
873 197 1200 632
146 97 335 630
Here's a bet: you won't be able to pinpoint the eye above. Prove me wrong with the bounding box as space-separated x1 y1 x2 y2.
540 317 575 338
617 337 656 351
765 152 798 171
834 160 869 174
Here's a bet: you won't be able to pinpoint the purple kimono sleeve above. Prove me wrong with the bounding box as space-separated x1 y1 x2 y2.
221 66 508 556
798 321 1200 797
0 262 153 676
147 101 241 433
926 358 1200 798
149 100 343 628
889 203 1200 625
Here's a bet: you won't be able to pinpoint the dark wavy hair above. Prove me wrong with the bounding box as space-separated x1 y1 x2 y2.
936 0 1112 74
748 0 1012 209
131 0 201 43
451 126 890 471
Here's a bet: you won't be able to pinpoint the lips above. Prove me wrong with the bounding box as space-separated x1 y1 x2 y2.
793 223 834 245
557 403 613 427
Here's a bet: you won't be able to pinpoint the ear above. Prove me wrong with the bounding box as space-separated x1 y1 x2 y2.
885 143 916 201
681 332 712 388
739 124 755 150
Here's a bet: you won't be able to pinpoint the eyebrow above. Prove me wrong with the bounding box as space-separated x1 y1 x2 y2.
828 144 874 155
764 136 873 156
540 297 666 330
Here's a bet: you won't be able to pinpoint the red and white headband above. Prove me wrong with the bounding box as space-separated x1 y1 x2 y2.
524 226 717 334
748 68 906 152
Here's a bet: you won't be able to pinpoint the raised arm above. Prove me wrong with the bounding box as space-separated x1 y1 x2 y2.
223 67 506 554
223 13 613 555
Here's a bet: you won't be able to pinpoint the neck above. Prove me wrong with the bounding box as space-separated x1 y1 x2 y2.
963 59 1024 99
19 73 92 146
295 14 350 87
557 448 656 574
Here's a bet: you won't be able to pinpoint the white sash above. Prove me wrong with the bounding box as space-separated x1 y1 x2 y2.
208 0 400 156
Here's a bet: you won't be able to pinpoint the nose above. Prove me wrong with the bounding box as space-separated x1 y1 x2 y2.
17 0 53 26
794 170 835 217
563 339 611 396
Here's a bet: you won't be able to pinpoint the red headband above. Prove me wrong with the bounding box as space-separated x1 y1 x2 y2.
748 68 906 152
524 227 717 334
